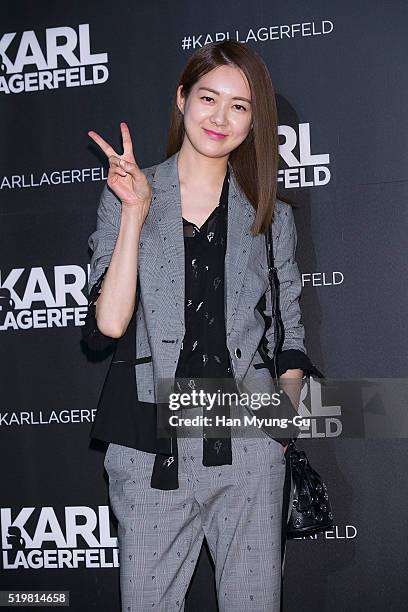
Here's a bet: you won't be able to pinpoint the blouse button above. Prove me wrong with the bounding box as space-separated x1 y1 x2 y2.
234 348 241 359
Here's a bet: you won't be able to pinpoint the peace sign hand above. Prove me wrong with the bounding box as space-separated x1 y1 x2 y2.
88 122 152 214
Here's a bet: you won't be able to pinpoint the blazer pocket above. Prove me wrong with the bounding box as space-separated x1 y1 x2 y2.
134 357 155 404
112 356 152 365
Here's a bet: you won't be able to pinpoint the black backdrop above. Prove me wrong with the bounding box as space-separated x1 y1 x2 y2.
1 1 408 610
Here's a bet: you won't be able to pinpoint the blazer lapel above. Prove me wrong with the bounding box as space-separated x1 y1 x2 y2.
150 150 256 336
225 165 256 336
150 151 185 327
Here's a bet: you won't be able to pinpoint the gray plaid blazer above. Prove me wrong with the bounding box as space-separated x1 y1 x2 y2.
87 150 310 411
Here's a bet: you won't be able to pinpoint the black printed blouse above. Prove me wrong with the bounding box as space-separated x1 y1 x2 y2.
151 166 235 489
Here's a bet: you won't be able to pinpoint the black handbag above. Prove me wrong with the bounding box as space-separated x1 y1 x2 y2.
259 217 334 538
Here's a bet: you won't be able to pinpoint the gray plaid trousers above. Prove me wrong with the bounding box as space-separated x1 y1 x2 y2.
104 428 293 612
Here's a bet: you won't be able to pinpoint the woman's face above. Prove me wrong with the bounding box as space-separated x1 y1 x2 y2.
176 64 253 159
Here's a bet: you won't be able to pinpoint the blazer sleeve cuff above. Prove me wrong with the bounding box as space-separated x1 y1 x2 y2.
82 266 117 352
276 349 325 379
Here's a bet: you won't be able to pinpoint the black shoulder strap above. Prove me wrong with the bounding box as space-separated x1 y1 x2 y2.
264 222 285 379
263 217 325 381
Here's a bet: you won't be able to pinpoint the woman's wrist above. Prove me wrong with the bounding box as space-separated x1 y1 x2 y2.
121 202 146 227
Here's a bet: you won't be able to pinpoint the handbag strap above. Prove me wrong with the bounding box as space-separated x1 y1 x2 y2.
263 222 285 381
265 222 297 449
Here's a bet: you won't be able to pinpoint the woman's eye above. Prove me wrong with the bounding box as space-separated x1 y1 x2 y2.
200 96 247 111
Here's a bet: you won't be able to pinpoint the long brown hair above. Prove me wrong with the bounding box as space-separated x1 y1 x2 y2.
166 41 283 236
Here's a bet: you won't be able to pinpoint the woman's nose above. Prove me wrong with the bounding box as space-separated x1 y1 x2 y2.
210 105 227 126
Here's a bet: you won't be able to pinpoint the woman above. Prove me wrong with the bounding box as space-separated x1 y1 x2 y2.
85 41 318 612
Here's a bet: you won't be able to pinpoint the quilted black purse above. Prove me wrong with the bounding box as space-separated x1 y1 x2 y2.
260 215 334 538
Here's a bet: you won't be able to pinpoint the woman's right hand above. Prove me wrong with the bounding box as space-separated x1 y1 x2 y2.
88 122 152 216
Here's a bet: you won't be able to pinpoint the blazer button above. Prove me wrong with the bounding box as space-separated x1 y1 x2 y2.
234 348 241 358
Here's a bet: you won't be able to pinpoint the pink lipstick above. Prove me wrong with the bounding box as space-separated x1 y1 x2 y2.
203 128 227 140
